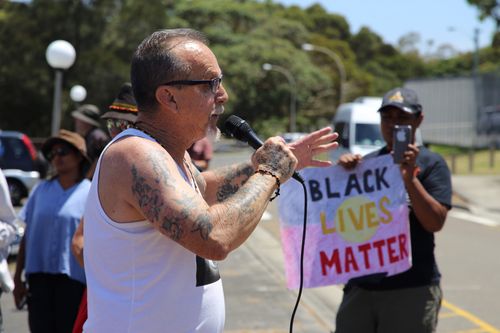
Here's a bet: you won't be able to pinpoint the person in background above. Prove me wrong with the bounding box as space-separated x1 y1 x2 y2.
72 82 138 266
71 104 110 177
0 169 17 333
83 28 338 332
101 82 139 138
188 136 213 171
335 87 452 333
71 83 138 333
13 130 91 333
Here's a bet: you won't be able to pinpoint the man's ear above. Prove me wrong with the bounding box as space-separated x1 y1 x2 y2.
415 113 424 128
155 86 178 112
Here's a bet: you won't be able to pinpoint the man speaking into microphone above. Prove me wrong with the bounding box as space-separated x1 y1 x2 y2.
82 28 338 333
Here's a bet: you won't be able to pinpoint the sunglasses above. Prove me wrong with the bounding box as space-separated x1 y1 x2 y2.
162 75 223 94
47 146 72 161
106 119 132 131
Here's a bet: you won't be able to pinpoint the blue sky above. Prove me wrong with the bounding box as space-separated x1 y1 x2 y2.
277 0 496 54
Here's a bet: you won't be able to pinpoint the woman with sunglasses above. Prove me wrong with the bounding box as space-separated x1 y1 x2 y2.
13 130 91 333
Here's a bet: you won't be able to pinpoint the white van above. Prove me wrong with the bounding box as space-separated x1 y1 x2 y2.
331 96 385 161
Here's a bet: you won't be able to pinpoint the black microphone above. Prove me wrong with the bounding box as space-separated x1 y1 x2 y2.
223 115 304 184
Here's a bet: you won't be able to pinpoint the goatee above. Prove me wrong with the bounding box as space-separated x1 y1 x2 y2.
206 125 221 142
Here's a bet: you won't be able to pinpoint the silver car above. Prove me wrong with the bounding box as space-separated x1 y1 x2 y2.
0 131 45 206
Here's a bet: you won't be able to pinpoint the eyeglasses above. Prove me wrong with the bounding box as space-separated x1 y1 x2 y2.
162 75 223 94
106 119 132 131
47 146 72 161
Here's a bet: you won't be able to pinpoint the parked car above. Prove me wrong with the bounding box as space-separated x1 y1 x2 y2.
0 130 46 206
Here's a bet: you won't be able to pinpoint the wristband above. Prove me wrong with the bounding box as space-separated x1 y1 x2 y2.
255 168 280 201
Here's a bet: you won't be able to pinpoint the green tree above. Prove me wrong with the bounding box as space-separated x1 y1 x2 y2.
0 0 497 138
467 0 500 47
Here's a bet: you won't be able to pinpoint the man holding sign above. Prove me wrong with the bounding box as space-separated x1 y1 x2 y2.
335 87 452 333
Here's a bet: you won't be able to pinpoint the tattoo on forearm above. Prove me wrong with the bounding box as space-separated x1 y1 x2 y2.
214 164 254 202
230 186 256 223
191 214 213 240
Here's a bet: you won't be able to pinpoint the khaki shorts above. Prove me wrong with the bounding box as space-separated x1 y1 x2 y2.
335 284 442 333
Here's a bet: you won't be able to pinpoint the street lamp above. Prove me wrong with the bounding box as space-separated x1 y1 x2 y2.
448 26 481 134
302 43 346 105
70 85 87 104
262 63 297 132
46 40 76 136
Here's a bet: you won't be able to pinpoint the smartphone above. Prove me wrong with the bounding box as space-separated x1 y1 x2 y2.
392 125 412 164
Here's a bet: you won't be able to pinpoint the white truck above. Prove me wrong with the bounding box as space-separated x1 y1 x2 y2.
405 75 500 148
331 96 385 161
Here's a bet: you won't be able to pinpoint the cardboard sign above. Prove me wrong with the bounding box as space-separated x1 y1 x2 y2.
278 155 412 289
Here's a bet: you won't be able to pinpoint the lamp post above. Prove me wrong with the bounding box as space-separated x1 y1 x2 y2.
447 26 482 140
472 27 480 78
70 85 87 104
262 63 297 132
46 40 76 136
302 43 346 105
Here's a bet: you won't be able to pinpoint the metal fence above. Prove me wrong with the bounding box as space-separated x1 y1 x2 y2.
405 73 500 148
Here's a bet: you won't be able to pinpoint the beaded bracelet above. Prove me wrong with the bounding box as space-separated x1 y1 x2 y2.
255 168 281 201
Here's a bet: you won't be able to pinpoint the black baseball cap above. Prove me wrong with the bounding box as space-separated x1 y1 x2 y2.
378 87 422 114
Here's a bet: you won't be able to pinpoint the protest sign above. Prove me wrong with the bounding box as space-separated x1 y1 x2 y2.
278 155 411 289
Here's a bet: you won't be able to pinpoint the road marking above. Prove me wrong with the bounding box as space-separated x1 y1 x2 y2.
448 210 499 227
439 311 459 319
442 300 500 333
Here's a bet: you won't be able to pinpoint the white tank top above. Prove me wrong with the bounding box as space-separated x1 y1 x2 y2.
83 129 225 333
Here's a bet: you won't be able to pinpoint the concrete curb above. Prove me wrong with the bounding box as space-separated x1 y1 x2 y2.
451 175 500 227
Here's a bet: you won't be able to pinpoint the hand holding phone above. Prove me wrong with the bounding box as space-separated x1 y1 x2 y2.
393 125 412 164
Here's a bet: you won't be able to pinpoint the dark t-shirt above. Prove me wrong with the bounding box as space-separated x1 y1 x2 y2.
348 145 452 290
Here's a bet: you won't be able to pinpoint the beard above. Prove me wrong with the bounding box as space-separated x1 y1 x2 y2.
206 124 221 142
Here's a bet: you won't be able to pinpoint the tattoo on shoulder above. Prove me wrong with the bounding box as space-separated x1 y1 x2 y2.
131 165 164 222
130 152 214 241
130 152 175 222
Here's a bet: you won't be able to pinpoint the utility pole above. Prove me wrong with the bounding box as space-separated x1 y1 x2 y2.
473 27 480 78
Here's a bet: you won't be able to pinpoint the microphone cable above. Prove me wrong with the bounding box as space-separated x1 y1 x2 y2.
221 115 310 331
288 179 308 333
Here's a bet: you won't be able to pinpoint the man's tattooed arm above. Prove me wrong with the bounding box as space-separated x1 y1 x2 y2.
131 152 213 242
129 150 281 259
202 162 254 203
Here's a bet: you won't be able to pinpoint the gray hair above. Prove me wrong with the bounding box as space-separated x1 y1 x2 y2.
130 29 209 112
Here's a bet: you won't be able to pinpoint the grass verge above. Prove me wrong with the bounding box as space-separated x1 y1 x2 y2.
430 145 500 175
